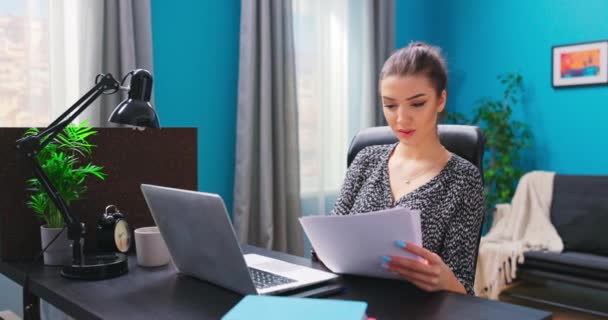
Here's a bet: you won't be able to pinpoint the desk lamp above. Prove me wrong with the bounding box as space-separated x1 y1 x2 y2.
15 69 160 280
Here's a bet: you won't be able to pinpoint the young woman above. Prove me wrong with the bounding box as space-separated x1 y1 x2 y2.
332 42 484 295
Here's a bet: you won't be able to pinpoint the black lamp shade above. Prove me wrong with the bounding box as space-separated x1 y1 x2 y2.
109 99 160 128
109 69 160 128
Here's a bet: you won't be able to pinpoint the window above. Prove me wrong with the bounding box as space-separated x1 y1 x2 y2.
0 0 104 128
293 0 374 216
0 0 50 127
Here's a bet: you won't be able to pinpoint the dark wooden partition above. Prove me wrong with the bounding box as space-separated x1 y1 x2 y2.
0 128 197 261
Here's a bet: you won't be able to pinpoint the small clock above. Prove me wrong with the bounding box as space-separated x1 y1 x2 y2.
97 205 132 253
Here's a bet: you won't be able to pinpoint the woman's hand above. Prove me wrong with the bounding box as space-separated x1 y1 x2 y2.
381 241 466 294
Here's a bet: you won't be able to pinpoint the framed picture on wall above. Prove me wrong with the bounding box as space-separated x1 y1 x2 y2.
552 40 608 88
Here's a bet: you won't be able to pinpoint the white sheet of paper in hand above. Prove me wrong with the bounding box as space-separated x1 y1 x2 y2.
299 207 422 279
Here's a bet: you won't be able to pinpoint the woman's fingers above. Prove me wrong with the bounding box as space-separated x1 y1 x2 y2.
386 255 440 277
395 241 440 263
383 241 451 292
388 263 439 287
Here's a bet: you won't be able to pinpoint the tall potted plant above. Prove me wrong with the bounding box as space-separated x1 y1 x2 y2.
24 120 106 265
446 73 532 232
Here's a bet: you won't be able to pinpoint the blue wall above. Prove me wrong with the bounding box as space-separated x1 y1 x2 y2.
396 0 608 174
395 0 438 48
151 0 241 211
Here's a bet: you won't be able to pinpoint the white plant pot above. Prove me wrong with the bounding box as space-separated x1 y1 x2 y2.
40 226 71 266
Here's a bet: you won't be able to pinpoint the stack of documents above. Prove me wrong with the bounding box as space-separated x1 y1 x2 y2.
300 207 422 279
222 295 368 320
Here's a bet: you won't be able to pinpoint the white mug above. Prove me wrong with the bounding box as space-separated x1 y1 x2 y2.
134 226 171 267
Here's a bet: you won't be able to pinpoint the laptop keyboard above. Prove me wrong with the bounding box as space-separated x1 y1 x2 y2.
248 267 296 289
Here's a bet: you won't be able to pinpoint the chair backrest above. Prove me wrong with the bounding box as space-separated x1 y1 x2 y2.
346 124 486 278
347 125 485 177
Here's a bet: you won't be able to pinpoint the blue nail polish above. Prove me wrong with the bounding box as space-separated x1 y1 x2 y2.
395 240 407 248
381 255 392 262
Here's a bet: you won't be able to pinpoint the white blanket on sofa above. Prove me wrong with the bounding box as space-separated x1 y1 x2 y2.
474 171 564 299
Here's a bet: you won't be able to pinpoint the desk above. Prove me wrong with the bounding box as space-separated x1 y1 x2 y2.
0 245 551 320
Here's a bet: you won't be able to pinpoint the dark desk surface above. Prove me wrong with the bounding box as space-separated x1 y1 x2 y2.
1 245 551 320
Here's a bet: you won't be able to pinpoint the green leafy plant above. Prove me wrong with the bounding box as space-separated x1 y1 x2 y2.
24 120 106 228
446 72 532 218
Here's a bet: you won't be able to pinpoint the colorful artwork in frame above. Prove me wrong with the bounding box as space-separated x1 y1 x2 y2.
552 41 608 88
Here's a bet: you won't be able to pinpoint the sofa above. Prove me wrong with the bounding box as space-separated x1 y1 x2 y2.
501 174 608 319
515 174 608 290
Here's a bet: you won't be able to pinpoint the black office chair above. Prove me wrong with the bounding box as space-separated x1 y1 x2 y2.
346 124 486 279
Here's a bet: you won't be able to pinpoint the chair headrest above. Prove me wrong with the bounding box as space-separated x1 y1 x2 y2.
347 125 485 176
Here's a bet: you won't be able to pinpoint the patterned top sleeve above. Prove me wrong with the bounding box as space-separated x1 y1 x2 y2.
440 166 484 295
330 147 374 215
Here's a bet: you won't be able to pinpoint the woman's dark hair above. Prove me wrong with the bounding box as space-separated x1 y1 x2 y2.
379 41 447 97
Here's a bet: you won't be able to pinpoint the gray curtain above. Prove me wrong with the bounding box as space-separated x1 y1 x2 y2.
87 0 154 127
233 0 304 256
371 0 395 126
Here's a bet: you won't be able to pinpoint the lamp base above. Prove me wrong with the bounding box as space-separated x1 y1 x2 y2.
61 253 128 280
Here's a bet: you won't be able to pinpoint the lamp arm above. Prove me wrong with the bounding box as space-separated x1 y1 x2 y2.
29 159 75 227
15 73 120 265
38 74 120 150
29 156 85 264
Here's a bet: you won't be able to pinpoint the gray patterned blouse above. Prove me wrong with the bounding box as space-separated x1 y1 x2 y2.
331 143 484 295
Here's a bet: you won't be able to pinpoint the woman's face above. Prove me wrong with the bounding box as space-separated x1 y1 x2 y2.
380 74 446 147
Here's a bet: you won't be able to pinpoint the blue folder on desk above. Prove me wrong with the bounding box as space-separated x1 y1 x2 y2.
222 295 368 320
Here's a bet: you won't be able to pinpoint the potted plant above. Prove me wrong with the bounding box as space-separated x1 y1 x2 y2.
446 72 532 233
24 120 106 265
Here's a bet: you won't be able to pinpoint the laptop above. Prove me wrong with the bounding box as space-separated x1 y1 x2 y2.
140 184 338 295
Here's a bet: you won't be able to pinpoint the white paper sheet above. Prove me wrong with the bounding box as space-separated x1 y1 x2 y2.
299 207 422 279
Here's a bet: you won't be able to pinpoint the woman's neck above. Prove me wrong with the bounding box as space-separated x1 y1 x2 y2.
394 133 445 161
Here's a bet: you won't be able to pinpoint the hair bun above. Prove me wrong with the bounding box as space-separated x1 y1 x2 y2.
380 41 447 95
